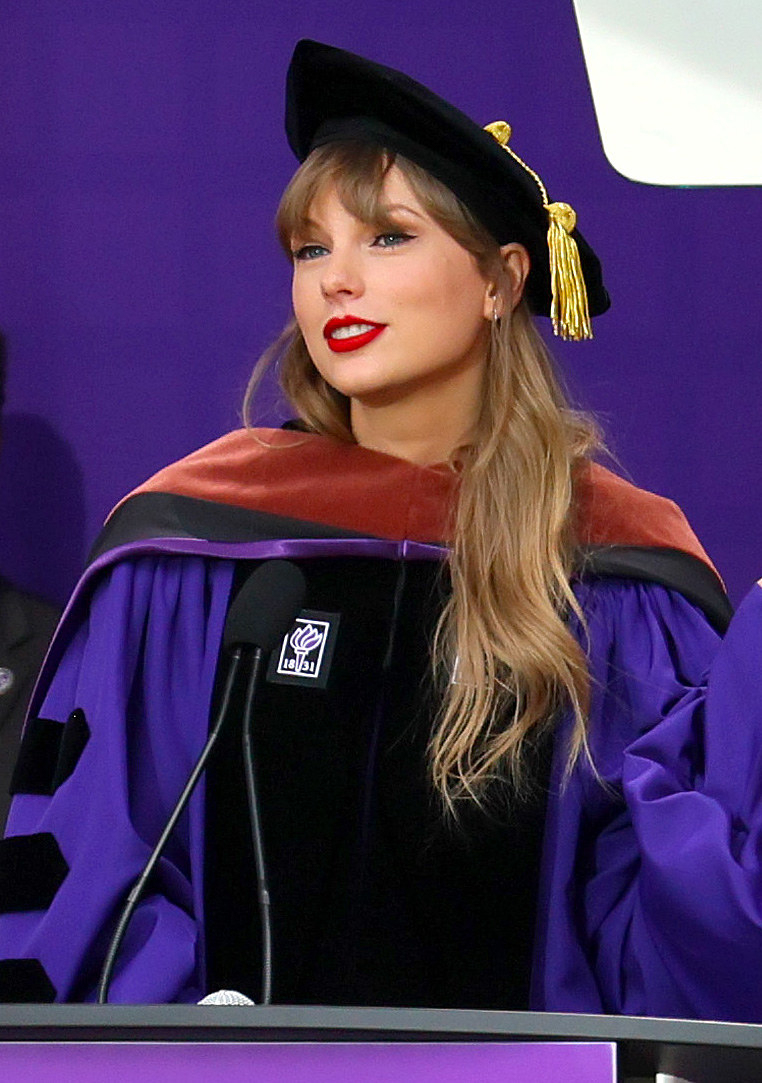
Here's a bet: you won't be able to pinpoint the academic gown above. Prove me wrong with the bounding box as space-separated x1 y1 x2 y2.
0 428 759 1021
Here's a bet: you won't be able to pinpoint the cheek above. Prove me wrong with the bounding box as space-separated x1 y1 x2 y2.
291 275 307 323
400 261 486 331
291 276 321 343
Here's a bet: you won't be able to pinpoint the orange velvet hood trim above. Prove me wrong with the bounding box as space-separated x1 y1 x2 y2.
122 428 715 571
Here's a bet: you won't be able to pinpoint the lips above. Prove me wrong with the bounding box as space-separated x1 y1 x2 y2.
323 315 387 353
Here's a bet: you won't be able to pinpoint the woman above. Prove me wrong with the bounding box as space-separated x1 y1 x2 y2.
0 41 758 1020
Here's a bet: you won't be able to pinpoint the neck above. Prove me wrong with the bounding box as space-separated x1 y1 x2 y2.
350 373 480 466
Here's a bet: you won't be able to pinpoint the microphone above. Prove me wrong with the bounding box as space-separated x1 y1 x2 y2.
198 988 255 1006
96 560 306 1005
223 559 306 654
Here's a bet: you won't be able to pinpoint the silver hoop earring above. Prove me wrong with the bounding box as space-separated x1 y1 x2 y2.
491 296 501 325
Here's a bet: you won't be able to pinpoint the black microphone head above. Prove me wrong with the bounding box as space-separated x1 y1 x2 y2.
223 560 306 652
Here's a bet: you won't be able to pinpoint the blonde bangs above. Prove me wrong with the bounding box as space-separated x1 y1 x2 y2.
275 142 496 269
276 143 395 253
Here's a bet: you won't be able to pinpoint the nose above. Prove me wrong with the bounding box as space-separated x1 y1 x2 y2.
320 248 364 302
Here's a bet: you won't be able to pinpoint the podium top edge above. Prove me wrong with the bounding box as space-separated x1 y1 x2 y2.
0 1005 758 1050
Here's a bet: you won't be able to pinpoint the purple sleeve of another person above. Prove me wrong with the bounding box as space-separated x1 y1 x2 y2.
535 578 762 1022
0 555 234 1003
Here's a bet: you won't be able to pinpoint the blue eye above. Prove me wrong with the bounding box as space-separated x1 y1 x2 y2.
292 244 328 261
373 232 414 248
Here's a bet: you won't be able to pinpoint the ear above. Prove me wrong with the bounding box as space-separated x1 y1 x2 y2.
483 243 531 319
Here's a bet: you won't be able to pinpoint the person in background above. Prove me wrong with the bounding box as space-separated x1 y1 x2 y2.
0 340 60 828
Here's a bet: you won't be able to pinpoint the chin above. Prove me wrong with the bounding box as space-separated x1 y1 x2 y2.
315 362 403 402
331 382 393 403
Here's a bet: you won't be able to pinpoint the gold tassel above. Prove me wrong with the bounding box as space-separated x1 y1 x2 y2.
546 202 592 341
484 121 593 341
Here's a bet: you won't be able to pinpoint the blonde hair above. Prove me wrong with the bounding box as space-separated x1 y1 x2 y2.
244 143 600 811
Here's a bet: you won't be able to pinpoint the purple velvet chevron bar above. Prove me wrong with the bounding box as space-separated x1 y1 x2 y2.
0 1041 616 1082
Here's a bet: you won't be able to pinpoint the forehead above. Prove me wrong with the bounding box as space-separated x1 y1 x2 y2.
305 165 428 227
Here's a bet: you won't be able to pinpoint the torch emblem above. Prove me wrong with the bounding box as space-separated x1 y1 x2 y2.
273 613 334 683
289 622 323 674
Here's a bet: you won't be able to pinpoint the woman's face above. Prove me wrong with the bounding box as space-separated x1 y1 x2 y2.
290 167 496 410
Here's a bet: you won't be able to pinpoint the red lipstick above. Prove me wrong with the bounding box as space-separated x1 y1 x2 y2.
323 315 386 353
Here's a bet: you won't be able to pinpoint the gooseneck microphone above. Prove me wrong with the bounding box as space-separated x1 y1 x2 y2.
97 560 306 1005
225 559 307 1006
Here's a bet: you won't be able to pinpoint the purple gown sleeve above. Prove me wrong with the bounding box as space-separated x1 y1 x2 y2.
0 554 234 1003
536 579 762 1021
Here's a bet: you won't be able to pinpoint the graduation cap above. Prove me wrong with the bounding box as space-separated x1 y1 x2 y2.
285 39 609 341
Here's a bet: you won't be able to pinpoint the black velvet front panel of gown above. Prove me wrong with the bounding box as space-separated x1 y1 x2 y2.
204 557 550 1008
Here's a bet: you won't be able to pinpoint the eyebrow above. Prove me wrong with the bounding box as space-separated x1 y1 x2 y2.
290 202 426 242
380 202 426 221
293 216 322 236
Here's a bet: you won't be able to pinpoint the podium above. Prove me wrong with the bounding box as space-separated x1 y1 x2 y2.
0 1006 761 1082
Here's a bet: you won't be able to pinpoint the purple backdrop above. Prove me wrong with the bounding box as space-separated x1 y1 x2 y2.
0 1042 616 1083
1 0 760 605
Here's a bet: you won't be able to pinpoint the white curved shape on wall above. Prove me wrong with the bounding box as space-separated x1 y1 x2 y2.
574 0 762 185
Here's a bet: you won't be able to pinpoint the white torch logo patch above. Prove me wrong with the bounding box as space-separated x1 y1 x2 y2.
276 617 330 679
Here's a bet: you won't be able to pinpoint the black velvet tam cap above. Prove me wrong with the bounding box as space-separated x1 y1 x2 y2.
285 40 610 338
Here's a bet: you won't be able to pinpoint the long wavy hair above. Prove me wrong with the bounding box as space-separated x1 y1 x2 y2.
244 143 601 812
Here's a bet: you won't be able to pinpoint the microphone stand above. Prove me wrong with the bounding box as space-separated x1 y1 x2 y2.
96 558 306 1005
240 647 273 1005
96 649 244 1005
